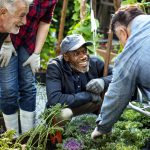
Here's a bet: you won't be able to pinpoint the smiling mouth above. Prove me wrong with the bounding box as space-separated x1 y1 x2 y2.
16 25 20 28
79 61 88 67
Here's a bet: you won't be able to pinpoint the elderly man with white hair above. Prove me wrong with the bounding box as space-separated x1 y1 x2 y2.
0 0 32 48
0 0 57 138
0 0 32 137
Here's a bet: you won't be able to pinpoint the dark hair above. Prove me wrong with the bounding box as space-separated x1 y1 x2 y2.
111 6 145 33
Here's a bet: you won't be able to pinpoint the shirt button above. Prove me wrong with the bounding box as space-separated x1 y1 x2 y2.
78 76 80 78
78 85 80 88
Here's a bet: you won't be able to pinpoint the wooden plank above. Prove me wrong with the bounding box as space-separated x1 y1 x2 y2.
96 48 117 64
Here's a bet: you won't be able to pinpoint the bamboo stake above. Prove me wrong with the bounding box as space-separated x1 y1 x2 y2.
56 0 68 55
103 0 120 76
103 25 113 76
113 0 121 12
80 0 86 22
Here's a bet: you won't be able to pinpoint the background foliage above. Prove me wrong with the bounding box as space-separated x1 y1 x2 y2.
40 0 150 70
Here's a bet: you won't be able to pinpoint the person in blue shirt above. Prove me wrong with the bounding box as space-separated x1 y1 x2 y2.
91 6 150 139
46 34 112 119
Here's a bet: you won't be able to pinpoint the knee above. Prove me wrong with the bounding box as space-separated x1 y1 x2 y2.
1 84 18 98
60 108 73 120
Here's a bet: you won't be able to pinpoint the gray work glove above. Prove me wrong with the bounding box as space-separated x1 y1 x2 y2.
91 93 102 103
0 42 17 67
86 79 104 94
23 53 40 74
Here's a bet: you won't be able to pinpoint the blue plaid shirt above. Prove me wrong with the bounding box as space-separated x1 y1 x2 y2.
96 15 150 133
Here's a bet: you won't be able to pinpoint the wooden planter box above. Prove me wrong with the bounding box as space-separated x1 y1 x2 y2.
96 48 117 64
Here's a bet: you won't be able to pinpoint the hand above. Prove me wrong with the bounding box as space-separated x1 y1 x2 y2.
91 127 103 139
23 53 40 74
0 42 17 67
91 127 111 139
86 79 104 94
91 93 102 103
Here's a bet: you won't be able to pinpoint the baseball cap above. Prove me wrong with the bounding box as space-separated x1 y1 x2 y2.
60 34 93 54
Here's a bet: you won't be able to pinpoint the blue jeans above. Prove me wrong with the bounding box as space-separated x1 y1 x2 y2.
0 47 36 115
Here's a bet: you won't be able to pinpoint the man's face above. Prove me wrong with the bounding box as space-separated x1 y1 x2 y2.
64 46 90 73
2 0 29 34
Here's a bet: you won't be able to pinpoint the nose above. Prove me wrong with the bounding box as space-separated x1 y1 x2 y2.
79 52 88 60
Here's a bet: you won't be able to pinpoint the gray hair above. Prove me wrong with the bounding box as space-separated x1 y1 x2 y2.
0 0 33 12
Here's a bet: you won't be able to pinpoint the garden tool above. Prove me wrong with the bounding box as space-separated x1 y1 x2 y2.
128 102 150 117
3 112 19 138
20 109 35 134
128 88 150 117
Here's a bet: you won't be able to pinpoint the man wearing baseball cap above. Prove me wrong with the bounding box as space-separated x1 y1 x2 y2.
46 34 112 119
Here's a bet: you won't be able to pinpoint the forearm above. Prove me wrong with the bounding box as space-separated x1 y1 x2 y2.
97 93 130 133
4 35 11 43
46 84 92 108
34 21 50 54
96 80 134 133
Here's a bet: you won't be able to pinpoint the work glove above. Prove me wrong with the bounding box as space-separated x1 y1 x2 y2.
23 53 40 74
91 93 102 103
0 42 17 67
91 127 103 139
91 126 112 139
86 79 104 94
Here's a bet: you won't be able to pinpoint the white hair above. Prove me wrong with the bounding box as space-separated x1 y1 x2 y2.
0 0 33 12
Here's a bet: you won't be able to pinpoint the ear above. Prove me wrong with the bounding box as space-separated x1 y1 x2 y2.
63 54 69 61
0 8 8 15
119 27 128 46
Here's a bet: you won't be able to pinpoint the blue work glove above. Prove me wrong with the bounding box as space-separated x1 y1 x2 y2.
86 79 104 94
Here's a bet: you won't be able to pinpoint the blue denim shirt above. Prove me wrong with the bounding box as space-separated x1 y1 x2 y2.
46 55 112 108
96 15 150 133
